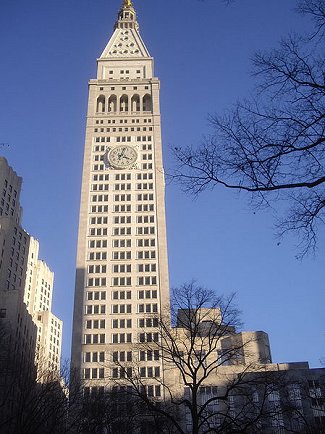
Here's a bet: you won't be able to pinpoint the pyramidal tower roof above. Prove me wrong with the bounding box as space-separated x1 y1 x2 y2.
99 0 151 59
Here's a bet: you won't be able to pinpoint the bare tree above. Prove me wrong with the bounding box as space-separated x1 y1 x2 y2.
110 282 308 434
0 321 73 434
173 0 325 258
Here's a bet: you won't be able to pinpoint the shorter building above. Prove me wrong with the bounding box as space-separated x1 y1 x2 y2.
35 310 62 374
0 290 37 432
0 157 63 376
163 307 325 434
104 302 325 434
0 157 64 433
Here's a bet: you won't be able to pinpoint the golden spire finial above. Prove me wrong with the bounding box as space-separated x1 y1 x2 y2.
124 0 132 7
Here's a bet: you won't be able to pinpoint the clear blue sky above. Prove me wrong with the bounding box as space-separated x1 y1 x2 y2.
0 0 324 367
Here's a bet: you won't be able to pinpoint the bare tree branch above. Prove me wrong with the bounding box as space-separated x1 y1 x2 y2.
173 0 325 257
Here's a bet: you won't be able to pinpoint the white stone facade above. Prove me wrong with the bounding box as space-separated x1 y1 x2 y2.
71 0 170 393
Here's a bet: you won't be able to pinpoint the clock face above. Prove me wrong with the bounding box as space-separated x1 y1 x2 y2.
108 145 138 168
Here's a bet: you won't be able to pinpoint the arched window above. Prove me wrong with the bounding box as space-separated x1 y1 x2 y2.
108 95 117 112
143 94 152 112
96 95 106 113
131 94 140 112
120 95 129 112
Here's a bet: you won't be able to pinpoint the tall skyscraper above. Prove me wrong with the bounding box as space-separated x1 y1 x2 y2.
71 0 169 393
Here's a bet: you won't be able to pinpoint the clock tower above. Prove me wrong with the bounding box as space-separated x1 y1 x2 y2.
71 0 170 395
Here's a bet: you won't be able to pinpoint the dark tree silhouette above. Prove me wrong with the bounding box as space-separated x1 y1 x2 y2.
174 0 325 258
109 283 314 434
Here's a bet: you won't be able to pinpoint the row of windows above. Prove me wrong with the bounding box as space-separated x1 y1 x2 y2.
93 174 110 181
90 226 155 237
112 290 131 300
112 333 132 343
94 126 153 133
83 351 105 363
85 305 106 315
2 180 17 196
139 366 160 378
138 264 156 272
89 227 108 236
137 204 154 212
91 171 153 185
111 366 160 380
88 304 156 317
91 194 109 202
92 264 157 274
1 194 16 208
91 182 154 192
93 136 152 147
113 205 131 212
139 289 157 299
87 291 106 301
139 332 159 343
88 251 107 260
113 251 131 260
88 240 108 248
112 227 155 236
113 289 158 300
89 239 156 249
114 216 132 224
88 265 107 274
83 367 105 379
11 237 26 252
112 227 131 235
112 304 131 314
112 238 131 247
92 163 153 171
98 193 154 202
95 117 152 125
85 319 106 329
112 367 132 379
1 183 18 217
87 249 156 260
112 183 131 190
94 135 152 144
90 216 108 225
7 260 23 275
84 333 105 344
112 264 131 273
112 350 132 362
0 205 15 217
112 318 132 328
140 350 160 361
111 277 131 286
139 303 158 313
85 289 158 306
137 250 156 259
88 277 107 287
136 227 155 235
90 204 155 214
138 317 159 328
90 205 109 213
84 317 159 330
89 276 157 287
137 239 155 247
91 184 109 191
